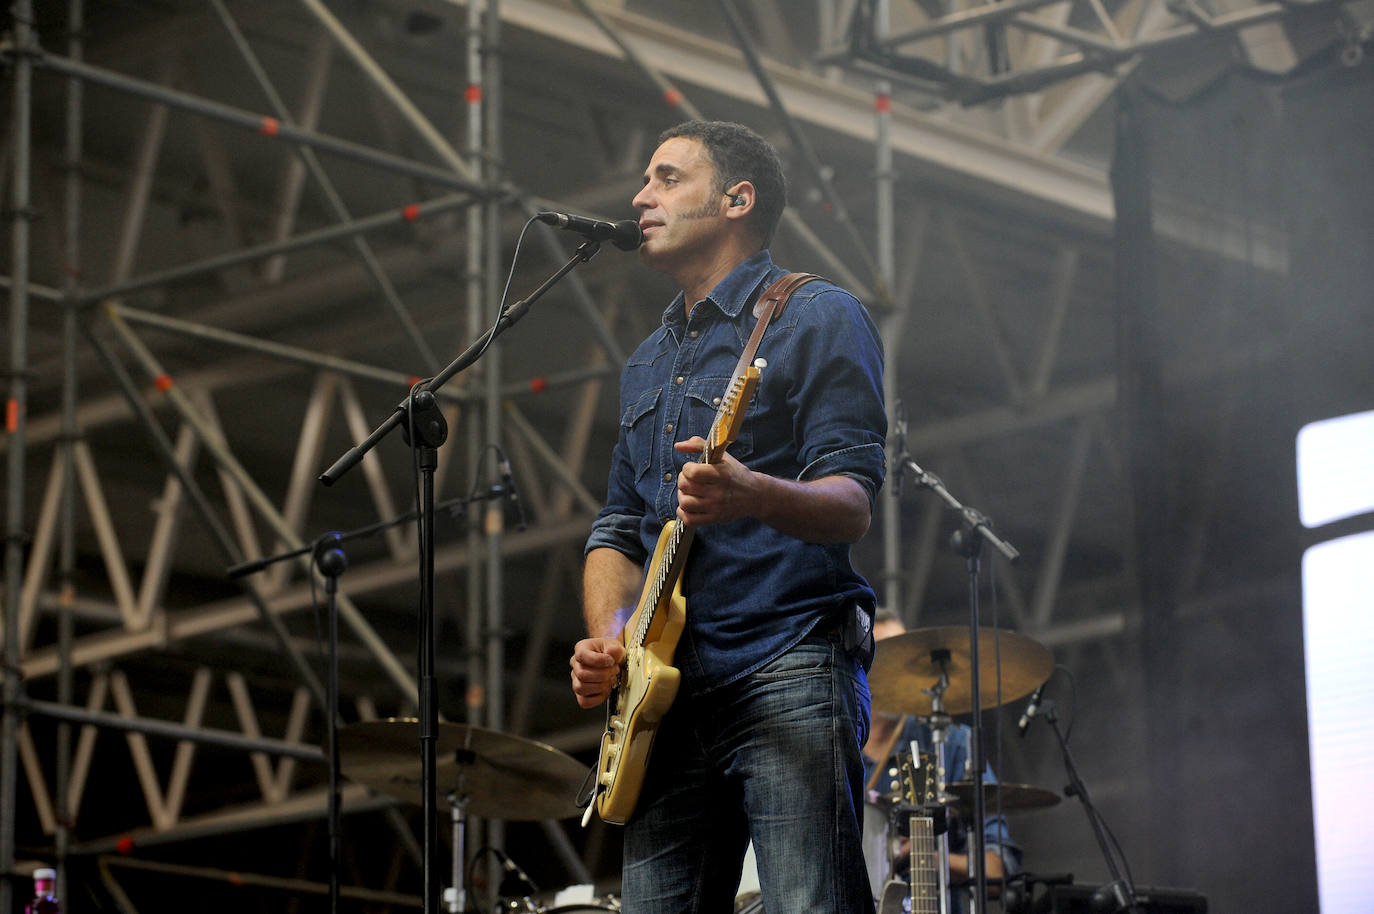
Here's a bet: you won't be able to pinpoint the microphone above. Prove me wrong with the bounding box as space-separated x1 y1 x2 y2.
1017 681 1048 737
494 848 539 895
536 211 643 251
498 456 528 531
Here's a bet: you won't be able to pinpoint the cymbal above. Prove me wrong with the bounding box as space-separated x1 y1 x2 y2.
944 781 1061 814
338 719 589 821
868 626 1052 716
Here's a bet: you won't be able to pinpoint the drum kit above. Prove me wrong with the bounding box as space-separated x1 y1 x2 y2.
336 625 1059 914
863 625 1061 914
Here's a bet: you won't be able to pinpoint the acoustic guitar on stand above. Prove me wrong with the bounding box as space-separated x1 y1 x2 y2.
586 361 763 826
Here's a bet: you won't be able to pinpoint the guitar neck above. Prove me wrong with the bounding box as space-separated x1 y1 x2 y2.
627 521 692 650
909 816 938 914
624 366 758 651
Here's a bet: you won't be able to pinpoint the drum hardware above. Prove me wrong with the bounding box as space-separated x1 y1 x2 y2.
867 627 1053 718
338 719 589 820
943 781 1060 815
339 719 592 913
863 624 1057 914
923 656 955 914
496 891 621 914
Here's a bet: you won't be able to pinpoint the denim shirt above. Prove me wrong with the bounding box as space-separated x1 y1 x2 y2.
585 251 887 696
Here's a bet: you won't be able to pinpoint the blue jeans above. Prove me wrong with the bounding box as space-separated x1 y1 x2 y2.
621 629 875 913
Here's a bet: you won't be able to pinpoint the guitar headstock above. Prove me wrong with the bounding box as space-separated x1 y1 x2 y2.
704 361 763 461
899 750 938 810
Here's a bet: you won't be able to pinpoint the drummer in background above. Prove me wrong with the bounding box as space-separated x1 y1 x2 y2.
862 609 1022 910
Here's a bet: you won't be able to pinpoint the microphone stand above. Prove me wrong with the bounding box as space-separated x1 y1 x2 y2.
315 239 605 914
224 532 350 914
225 489 509 582
317 537 346 914
1040 700 1142 913
225 486 508 914
897 454 1019 914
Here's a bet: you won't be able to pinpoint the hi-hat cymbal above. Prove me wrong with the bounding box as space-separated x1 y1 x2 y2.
338 719 589 821
944 781 1061 814
868 626 1052 716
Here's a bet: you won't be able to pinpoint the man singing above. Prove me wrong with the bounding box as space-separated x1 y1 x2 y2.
571 120 887 913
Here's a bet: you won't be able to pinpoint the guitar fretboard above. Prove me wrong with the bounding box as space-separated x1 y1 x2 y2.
629 520 685 650
909 816 938 914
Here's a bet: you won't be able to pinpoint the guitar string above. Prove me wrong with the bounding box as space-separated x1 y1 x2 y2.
626 374 746 651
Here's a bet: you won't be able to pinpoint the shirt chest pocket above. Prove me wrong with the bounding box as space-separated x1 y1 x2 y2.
685 376 754 462
621 387 661 482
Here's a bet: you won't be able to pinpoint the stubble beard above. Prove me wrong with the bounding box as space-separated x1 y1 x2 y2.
675 197 723 222
639 196 723 274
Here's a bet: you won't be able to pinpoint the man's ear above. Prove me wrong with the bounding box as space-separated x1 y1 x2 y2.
724 181 755 217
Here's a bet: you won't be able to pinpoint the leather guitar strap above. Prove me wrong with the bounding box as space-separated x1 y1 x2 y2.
728 271 822 384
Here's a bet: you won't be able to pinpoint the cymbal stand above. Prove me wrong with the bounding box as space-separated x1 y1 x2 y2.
447 782 470 913
899 455 1020 914
317 239 604 914
922 653 954 914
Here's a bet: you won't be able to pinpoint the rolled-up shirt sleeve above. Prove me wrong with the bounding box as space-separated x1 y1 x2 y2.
586 508 646 561
585 369 652 565
786 286 887 508
799 442 887 508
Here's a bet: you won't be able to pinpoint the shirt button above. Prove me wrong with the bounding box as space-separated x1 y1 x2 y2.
665 423 674 433
676 376 685 385
663 472 673 482
689 330 700 338
712 397 722 406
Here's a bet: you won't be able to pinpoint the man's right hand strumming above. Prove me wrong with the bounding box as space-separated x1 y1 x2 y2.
571 637 626 709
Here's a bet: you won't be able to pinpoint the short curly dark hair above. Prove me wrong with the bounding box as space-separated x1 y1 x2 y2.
659 120 787 248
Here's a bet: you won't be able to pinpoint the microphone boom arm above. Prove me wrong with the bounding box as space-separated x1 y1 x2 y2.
319 238 603 486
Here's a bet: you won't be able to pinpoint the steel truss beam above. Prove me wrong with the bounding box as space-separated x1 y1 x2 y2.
18 513 593 681
520 0 1114 225
512 0 1290 270
828 0 1362 104
27 52 494 198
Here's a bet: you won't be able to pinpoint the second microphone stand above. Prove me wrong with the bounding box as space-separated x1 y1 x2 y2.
226 484 511 914
1041 700 1141 913
897 454 1019 914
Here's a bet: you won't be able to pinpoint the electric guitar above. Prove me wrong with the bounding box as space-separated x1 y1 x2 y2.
589 362 763 825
